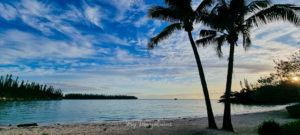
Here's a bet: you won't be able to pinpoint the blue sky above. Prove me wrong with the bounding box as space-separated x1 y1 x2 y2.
0 0 299 99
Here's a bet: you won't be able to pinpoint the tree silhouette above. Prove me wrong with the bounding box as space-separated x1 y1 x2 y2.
0 74 63 100
147 0 217 128
196 0 300 131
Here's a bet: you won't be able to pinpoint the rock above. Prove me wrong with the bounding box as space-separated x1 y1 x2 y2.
17 123 38 127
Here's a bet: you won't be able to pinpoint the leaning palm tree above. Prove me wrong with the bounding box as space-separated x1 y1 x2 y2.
148 0 217 128
196 0 300 131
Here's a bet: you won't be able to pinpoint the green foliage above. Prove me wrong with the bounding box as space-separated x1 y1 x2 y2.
258 120 300 135
281 120 300 135
0 74 63 100
273 50 300 81
146 125 152 128
286 104 300 118
258 120 282 135
64 94 138 99
220 80 300 104
220 51 300 104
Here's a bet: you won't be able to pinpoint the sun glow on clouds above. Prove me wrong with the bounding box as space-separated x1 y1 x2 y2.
0 0 299 99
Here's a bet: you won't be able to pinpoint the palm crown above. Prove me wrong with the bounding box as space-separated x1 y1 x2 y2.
148 0 213 49
196 0 300 56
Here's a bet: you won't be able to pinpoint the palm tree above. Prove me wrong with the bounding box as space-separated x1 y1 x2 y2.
147 0 217 129
196 0 300 131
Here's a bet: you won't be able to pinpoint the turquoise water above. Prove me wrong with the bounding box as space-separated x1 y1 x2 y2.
0 99 289 126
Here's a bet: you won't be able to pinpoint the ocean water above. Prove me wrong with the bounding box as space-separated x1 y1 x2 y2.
0 99 290 126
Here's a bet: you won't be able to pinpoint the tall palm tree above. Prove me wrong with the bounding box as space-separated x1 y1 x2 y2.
196 0 300 131
148 0 218 129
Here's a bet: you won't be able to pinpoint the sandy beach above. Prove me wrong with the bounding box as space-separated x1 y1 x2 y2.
0 109 298 135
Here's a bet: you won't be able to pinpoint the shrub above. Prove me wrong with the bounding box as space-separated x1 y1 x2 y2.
258 120 282 135
286 104 300 118
281 120 300 135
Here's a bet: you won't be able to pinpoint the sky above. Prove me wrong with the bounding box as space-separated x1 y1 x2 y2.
0 0 299 99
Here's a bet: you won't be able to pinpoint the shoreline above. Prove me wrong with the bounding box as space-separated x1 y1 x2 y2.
1 109 298 135
0 106 289 127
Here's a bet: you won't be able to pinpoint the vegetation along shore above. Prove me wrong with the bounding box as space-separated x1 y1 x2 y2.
0 75 138 101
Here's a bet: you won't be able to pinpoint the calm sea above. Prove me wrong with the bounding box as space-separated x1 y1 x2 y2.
0 99 290 126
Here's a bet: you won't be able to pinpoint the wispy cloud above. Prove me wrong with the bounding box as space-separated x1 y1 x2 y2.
0 30 96 61
0 3 17 20
134 15 149 27
107 0 148 22
84 4 105 28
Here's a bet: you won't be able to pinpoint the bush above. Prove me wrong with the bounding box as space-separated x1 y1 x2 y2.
281 120 300 135
258 120 282 135
286 104 300 118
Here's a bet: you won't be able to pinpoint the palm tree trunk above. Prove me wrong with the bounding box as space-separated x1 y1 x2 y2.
187 31 217 129
222 43 235 132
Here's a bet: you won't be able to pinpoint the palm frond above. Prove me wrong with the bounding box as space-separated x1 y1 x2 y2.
194 0 214 23
199 29 217 37
197 31 226 57
242 29 252 50
148 6 180 22
164 0 192 7
246 4 300 27
247 0 271 13
229 0 245 12
196 4 217 24
148 23 182 50
202 3 230 31
196 35 217 47
215 34 227 57
195 0 214 13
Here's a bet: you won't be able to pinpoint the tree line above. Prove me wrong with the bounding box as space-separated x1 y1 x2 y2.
220 50 300 104
0 74 63 100
0 74 138 100
64 94 138 99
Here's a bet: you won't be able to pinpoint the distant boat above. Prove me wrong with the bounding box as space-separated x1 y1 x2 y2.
174 98 178 100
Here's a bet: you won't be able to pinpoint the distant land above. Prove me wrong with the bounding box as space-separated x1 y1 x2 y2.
0 75 137 101
64 94 138 100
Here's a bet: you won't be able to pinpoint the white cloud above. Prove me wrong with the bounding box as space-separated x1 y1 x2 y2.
84 5 105 28
100 34 130 46
153 20 162 27
0 30 97 63
106 0 147 22
134 15 149 27
61 5 85 23
136 36 148 47
0 3 17 20
147 28 155 37
273 0 299 4
115 48 136 63
19 0 51 16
